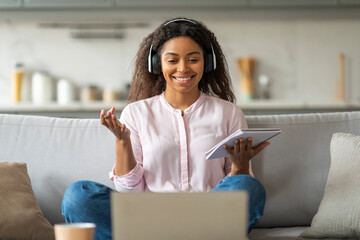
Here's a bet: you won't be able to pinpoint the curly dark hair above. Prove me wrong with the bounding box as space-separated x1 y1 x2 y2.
128 17 235 103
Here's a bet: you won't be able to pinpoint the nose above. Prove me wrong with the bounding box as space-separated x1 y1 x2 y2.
177 60 188 73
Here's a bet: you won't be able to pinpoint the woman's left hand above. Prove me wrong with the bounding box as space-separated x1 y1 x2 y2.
224 137 270 175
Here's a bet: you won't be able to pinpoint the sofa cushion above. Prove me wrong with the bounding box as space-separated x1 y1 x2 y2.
0 161 55 240
299 133 360 239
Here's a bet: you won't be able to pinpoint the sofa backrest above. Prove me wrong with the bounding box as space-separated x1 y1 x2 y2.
246 111 360 227
0 114 115 224
1 112 360 227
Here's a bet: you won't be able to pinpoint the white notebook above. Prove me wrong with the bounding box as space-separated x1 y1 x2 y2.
205 128 281 160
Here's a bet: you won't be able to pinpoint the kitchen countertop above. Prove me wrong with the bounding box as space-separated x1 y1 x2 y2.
0 101 128 112
237 99 360 110
1 100 360 112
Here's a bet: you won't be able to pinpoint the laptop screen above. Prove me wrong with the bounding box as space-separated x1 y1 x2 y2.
111 191 248 240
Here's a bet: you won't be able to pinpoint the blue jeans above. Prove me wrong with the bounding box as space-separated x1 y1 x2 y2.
62 175 265 240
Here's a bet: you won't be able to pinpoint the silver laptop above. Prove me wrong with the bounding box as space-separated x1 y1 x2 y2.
111 191 249 240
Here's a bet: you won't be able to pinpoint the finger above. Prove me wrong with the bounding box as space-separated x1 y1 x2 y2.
111 116 123 137
111 111 120 123
100 109 105 124
224 144 234 154
106 107 115 122
239 138 245 152
106 109 112 118
110 114 120 130
105 108 114 121
233 139 240 153
254 141 271 155
247 137 253 151
106 113 115 130
110 114 125 134
100 109 109 127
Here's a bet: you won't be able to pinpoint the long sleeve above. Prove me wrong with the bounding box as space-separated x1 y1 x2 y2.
109 105 146 192
109 163 145 192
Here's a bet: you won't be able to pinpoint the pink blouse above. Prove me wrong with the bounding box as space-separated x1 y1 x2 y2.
109 92 248 192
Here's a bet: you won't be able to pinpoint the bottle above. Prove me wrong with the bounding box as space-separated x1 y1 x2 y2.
258 75 271 99
11 62 24 103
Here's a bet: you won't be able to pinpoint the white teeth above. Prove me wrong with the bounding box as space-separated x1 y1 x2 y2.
175 77 191 81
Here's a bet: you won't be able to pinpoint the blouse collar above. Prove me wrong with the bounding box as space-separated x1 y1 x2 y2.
160 92 206 116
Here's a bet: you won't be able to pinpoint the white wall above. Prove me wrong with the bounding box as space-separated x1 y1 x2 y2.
0 17 359 104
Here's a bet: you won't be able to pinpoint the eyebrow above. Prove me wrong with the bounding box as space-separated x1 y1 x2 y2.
164 51 201 56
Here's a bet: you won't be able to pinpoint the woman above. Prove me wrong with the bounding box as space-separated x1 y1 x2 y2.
62 17 269 240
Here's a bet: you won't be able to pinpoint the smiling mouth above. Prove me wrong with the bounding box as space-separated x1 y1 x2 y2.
172 75 195 82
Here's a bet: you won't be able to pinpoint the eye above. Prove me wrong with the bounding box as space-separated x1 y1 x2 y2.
166 59 177 63
189 58 199 63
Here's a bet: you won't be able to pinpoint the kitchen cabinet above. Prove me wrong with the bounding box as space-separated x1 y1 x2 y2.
250 0 337 7
340 0 360 6
0 0 22 8
115 0 248 7
2 0 359 10
23 0 114 8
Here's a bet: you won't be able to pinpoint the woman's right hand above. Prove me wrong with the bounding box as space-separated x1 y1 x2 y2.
100 107 131 142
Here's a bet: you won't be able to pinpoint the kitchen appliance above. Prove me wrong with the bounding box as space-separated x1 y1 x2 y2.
57 79 74 105
31 71 54 104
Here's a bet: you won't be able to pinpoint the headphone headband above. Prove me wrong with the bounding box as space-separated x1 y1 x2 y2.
163 18 197 27
148 18 216 74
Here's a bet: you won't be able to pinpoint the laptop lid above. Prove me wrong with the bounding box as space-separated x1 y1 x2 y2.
111 191 248 240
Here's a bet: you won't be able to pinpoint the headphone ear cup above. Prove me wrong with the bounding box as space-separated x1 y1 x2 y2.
152 54 161 75
204 52 213 73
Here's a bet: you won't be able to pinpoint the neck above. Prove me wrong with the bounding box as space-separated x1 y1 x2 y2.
164 90 201 112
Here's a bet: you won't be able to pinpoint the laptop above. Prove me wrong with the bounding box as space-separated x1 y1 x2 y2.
111 191 249 240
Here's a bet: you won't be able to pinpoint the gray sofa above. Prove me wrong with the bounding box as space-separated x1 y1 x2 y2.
1 111 360 239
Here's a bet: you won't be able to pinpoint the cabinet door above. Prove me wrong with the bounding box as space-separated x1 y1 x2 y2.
340 0 360 5
115 0 248 7
0 0 22 7
24 0 114 8
250 0 336 6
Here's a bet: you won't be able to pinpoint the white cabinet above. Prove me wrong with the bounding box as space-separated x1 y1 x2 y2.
340 0 360 5
23 0 114 8
2 0 357 9
250 0 337 7
115 0 248 7
0 0 22 8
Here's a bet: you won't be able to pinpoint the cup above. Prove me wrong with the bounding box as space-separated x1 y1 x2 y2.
54 223 96 240
103 87 119 103
80 86 99 103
